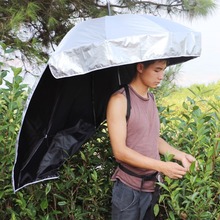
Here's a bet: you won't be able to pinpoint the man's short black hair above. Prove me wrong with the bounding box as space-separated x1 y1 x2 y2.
141 59 168 68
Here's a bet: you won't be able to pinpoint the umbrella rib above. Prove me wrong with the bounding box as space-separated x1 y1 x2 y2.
46 91 61 137
117 67 121 86
91 74 97 128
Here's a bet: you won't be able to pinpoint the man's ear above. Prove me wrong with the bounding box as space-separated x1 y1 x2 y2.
136 63 144 73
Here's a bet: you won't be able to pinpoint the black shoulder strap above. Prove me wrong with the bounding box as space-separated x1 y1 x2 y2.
124 86 155 121
149 92 154 100
124 84 131 121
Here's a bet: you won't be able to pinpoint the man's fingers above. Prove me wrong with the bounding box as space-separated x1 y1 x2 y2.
186 154 196 162
165 162 187 179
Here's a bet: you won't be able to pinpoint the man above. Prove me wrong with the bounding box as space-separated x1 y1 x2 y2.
106 59 196 220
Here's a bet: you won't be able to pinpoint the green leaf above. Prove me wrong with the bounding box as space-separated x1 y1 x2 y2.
40 199 48 210
186 192 199 201
58 201 67 206
189 161 196 172
157 182 170 192
91 170 98 182
0 41 7 51
182 101 188 110
11 66 22 76
169 211 175 220
45 183 51 195
26 2 40 21
48 17 58 29
11 212 16 220
80 151 87 162
5 48 15 53
0 70 8 79
154 204 159 216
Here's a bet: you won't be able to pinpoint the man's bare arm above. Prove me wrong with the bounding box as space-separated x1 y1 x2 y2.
107 93 187 179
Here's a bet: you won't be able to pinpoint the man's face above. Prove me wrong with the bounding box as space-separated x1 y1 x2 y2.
138 60 167 88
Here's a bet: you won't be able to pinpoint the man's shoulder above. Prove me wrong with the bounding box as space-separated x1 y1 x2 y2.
110 91 126 102
112 87 126 97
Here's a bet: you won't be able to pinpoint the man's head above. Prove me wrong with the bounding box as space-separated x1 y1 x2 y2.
132 59 168 89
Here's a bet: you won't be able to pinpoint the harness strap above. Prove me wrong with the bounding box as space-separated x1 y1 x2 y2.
123 84 154 122
123 84 131 121
119 163 158 189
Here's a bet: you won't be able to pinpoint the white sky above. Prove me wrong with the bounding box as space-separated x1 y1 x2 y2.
173 2 220 86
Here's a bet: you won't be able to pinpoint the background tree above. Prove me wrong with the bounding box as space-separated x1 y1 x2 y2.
0 0 217 62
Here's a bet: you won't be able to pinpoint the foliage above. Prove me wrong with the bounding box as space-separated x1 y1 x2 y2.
0 43 29 219
183 0 217 17
162 80 220 110
157 91 220 219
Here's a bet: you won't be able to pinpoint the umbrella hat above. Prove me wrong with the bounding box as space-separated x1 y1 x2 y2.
49 14 201 78
13 14 201 192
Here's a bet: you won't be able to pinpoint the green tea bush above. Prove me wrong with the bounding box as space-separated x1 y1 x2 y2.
0 43 29 219
157 95 220 220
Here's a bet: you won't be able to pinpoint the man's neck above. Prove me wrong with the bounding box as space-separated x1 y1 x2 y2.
129 81 149 99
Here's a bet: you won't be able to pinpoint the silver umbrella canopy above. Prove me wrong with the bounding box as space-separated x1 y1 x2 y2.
48 13 201 78
13 14 201 192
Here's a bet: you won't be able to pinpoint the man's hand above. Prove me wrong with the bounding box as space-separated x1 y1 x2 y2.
160 161 187 179
181 154 197 171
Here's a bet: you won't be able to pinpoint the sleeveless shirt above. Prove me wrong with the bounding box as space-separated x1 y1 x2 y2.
111 85 160 192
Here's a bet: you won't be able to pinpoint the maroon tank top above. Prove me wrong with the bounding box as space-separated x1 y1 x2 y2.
111 85 160 192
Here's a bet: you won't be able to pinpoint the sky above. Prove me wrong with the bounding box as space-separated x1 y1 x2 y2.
172 2 220 87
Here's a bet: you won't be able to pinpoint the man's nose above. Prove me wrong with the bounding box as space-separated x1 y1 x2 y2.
158 72 164 80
